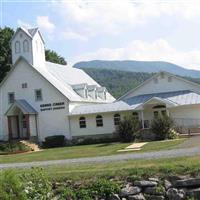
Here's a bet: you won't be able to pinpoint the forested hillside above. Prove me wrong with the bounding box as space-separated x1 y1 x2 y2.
74 60 200 78
82 68 200 98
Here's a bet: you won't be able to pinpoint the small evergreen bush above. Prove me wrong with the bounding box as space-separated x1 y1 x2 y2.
116 115 140 142
44 135 66 148
151 115 174 140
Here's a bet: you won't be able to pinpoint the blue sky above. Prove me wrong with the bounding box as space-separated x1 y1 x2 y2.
1 0 200 69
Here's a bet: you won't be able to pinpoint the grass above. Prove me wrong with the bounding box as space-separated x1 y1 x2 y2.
16 155 200 181
0 139 185 164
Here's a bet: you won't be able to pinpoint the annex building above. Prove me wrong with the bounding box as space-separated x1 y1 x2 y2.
1 27 200 142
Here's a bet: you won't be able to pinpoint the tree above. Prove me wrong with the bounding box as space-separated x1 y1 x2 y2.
0 27 14 82
151 115 174 140
45 49 67 65
116 115 140 142
0 27 67 83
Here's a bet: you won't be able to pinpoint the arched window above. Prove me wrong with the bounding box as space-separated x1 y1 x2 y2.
15 41 21 53
114 113 121 126
96 115 103 127
79 116 86 128
23 40 29 52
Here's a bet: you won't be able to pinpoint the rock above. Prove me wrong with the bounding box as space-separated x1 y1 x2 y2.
144 186 165 195
134 180 157 187
145 195 165 200
185 188 200 200
128 193 146 200
148 178 159 182
121 186 141 197
173 178 200 188
109 194 121 200
166 188 185 200
164 180 172 190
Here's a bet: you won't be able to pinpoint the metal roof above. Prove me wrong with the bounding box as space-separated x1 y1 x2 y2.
70 101 132 116
5 100 37 116
125 90 200 106
44 61 115 102
70 90 200 116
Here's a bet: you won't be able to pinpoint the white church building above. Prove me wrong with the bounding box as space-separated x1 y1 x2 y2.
1 27 200 142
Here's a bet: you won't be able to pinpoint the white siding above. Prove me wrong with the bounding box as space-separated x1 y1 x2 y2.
12 30 33 65
124 74 200 99
0 59 70 141
70 112 128 137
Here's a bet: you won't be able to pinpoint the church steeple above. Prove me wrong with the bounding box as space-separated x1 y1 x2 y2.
11 27 45 68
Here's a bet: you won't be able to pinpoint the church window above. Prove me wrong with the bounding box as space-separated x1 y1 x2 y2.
15 41 21 53
96 115 103 127
23 40 29 52
114 113 121 126
8 92 15 104
35 89 43 101
79 116 86 128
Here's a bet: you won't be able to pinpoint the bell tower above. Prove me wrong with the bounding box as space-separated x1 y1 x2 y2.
11 27 45 68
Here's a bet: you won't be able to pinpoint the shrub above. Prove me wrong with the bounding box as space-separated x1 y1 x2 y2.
167 129 179 139
151 115 174 140
59 187 76 200
0 170 26 200
0 142 31 153
116 115 140 142
89 179 120 199
22 168 52 200
72 137 119 146
75 188 92 200
44 135 66 148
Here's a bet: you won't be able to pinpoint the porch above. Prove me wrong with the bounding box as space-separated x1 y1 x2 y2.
5 100 38 141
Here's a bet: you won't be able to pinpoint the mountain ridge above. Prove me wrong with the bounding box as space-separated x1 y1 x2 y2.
73 60 200 78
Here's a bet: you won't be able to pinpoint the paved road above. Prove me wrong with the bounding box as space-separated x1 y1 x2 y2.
0 147 200 169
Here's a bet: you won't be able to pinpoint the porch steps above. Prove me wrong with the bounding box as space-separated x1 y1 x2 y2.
20 140 40 152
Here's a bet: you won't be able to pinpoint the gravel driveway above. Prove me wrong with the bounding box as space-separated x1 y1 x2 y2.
0 146 200 169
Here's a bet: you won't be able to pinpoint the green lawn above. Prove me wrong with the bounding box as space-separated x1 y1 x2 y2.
0 139 185 164
17 154 200 181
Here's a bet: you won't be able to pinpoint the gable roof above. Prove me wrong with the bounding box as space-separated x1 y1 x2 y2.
11 27 45 44
0 56 115 102
124 90 200 107
5 99 37 116
118 71 200 101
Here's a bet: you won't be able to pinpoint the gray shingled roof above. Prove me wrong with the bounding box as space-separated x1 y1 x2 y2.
70 90 200 116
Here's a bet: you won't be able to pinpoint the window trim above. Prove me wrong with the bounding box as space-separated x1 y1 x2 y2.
35 89 43 101
23 39 29 52
8 92 15 104
15 41 21 53
79 116 86 128
114 113 121 126
96 115 103 127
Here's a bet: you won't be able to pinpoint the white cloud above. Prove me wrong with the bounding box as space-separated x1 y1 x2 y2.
54 0 200 37
73 39 200 70
36 16 55 32
61 30 88 41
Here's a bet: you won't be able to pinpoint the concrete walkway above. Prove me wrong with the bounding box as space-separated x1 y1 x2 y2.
0 146 200 169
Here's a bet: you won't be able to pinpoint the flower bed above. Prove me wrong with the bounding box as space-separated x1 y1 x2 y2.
0 142 31 155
